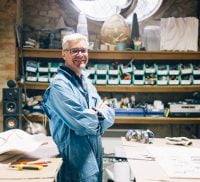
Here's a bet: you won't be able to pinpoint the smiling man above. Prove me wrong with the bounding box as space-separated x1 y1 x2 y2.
42 33 115 182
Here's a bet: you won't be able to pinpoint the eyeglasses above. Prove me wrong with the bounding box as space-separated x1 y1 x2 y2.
65 48 88 55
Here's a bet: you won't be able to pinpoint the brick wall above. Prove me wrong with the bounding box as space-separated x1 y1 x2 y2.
0 0 17 131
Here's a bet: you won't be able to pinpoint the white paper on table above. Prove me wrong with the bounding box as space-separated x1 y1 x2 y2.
0 129 47 155
147 145 200 179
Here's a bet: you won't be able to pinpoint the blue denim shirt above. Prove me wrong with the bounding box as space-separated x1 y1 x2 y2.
42 66 115 181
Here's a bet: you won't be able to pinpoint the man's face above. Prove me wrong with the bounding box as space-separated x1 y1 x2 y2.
62 39 88 75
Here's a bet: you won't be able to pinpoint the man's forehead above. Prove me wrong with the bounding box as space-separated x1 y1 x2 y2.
69 39 86 44
68 39 88 48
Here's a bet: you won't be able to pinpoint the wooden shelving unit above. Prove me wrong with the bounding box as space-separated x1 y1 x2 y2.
22 81 200 93
20 48 200 60
18 48 200 124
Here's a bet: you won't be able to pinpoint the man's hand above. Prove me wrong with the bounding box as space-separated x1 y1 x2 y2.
96 102 107 109
92 102 107 120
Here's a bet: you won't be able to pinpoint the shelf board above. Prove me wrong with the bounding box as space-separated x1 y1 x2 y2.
90 50 200 60
115 117 200 124
21 48 62 58
96 85 200 92
25 114 200 124
22 82 200 92
20 48 200 60
19 82 50 90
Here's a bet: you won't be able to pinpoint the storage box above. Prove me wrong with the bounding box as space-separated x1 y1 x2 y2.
168 75 180 85
157 75 168 85
180 64 193 75
169 64 180 75
193 64 200 75
193 75 200 84
133 75 144 85
108 64 119 75
156 64 169 75
120 79 131 85
144 73 156 85
26 61 38 72
115 108 145 117
38 62 49 72
120 63 133 74
133 64 144 75
86 64 96 74
95 75 107 85
38 72 49 82
180 75 192 85
120 73 132 85
26 72 37 82
96 64 109 75
49 62 60 72
108 75 119 85
145 64 156 74
145 108 164 117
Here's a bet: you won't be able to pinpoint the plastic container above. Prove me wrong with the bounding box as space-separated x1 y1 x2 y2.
108 64 119 75
133 64 144 75
145 64 156 74
38 62 49 72
26 61 38 72
38 72 49 82
156 64 169 75
168 75 180 85
108 75 119 85
180 64 193 75
26 72 37 82
169 64 180 75
143 26 160 51
95 75 107 85
96 64 109 75
157 75 168 85
77 12 88 39
115 108 145 117
133 75 144 85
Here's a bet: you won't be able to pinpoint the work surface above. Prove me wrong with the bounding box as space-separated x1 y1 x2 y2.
0 136 62 182
121 137 200 182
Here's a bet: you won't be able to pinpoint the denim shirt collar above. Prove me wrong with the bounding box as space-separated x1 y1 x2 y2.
58 66 89 106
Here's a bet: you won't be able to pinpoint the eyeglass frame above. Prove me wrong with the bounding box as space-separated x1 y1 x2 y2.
64 48 88 55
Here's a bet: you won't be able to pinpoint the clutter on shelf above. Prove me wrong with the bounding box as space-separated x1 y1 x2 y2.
22 94 47 135
22 26 74 49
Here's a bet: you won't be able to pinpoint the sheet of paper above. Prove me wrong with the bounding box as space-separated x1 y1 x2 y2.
0 129 47 155
147 146 200 179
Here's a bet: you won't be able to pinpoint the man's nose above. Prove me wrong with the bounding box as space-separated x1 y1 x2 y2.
76 52 84 57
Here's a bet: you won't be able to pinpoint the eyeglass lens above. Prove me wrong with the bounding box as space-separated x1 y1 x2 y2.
70 48 87 55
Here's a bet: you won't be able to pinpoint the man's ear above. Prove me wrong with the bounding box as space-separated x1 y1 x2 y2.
62 50 66 57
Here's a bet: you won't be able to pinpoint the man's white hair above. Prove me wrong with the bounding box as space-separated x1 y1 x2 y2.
62 33 88 50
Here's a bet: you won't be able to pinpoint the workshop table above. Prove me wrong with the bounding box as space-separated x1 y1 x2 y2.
0 136 62 182
121 137 200 182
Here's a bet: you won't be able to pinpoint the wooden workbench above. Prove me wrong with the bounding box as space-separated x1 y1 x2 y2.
121 137 200 182
0 136 62 182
